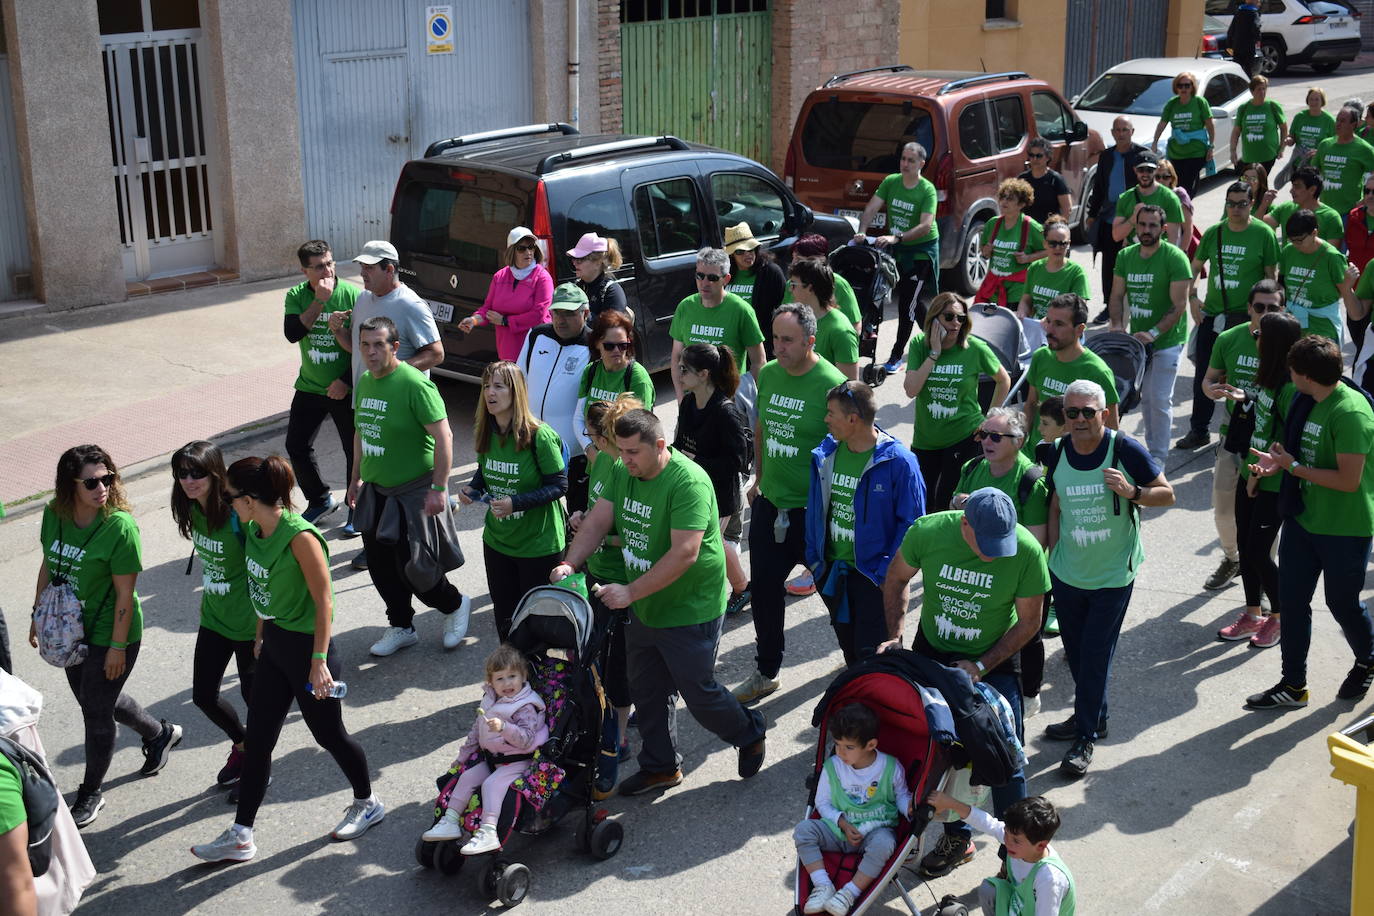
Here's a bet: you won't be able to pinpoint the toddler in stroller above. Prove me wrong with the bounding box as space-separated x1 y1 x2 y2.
421 643 549 854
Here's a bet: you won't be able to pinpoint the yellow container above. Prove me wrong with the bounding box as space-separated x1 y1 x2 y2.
1328 715 1374 916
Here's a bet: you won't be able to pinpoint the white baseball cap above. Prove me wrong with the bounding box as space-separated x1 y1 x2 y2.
353 240 399 264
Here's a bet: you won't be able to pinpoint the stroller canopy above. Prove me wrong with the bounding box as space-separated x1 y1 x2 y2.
508 584 595 660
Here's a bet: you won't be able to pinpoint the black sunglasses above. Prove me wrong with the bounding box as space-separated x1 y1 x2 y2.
974 429 1018 444
514 244 537 252
77 473 116 491
601 340 631 351
176 467 209 481
221 490 246 505
940 312 968 324
1364 187 1374 196
1064 406 1099 419
1251 301 1284 314
1226 199 1252 209
1047 239 1071 248
695 271 723 282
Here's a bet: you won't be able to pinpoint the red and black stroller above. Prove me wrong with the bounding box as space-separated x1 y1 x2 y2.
830 242 899 388
795 650 1020 916
415 579 623 907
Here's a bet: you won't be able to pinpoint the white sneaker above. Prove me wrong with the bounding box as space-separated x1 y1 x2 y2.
460 822 500 855
1023 694 1041 718
191 825 256 862
421 815 464 842
370 627 419 657
442 596 472 649
331 797 385 841
824 886 857 916
804 884 836 914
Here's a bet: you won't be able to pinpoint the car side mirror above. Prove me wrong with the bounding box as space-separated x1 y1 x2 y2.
796 202 815 228
1071 121 1089 142
1213 109 1230 120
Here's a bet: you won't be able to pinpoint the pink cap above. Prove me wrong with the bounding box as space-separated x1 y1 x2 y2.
566 232 608 258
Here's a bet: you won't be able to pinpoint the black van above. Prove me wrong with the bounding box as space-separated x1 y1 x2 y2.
389 123 854 381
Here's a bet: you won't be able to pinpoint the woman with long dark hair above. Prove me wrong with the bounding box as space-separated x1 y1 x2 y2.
170 440 256 792
32 445 180 828
192 456 381 862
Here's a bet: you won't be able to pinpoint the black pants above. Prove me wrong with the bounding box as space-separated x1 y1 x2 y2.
588 577 631 708
1188 313 1249 437
285 389 355 502
192 625 256 746
1019 594 1050 699
1349 313 1371 363
484 542 563 642
566 453 589 517
236 623 370 828
886 257 937 365
1172 155 1207 198
64 642 162 793
0 606 11 674
1095 217 1124 303
746 497 808 679
816 562 888 666
914 432 981 513
361 493 464 630
1235 480 1282 611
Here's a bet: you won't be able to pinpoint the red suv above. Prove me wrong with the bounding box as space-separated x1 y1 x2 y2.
783 67 1104 296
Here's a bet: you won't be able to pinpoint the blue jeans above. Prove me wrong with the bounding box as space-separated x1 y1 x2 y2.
1278 521 1374 688
1050 573 1134 740
1140 343 1181 466
944 670 1026 842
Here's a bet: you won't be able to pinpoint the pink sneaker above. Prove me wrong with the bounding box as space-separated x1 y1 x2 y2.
1217 612 1264 641
1249 615 1281 649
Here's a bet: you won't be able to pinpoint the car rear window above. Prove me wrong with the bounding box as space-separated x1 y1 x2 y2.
800 100 936 174
393 182 528 275
1075 72 1176 116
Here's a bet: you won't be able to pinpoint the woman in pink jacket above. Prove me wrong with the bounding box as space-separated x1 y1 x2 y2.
459 226 553 360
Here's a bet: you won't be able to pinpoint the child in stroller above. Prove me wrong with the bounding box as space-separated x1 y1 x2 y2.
421 643 549 854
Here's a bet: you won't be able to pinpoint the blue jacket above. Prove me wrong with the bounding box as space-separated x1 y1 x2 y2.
805 429 926 586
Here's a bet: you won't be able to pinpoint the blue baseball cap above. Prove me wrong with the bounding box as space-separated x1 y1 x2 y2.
965 487 1018 559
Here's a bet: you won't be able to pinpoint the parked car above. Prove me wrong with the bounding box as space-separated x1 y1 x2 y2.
1201 12 1262 67
781 67 1104 297
388 124 853 381
1205 0 1362 75
1072 57 1250 172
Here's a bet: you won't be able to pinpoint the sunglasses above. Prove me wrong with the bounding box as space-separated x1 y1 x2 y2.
221 490 246 505
514 243 538 252
940 312 968 324
1364 187 1374 196
997 193 1019 202
175 467 209 481
77 473 116 491
1047 239 1071 249
974 429 1018 444
602 340 632 352
1251 301 1284 314
1027 152 1047 160
1176 82 1193 89
1226 199 1252 209
695 271 723 282
1064 406 1099 419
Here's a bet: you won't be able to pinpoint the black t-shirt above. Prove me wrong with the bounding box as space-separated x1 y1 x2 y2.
1019 169 1071 227
673 389 749 517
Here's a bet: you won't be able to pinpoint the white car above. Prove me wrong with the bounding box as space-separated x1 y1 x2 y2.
1071 58 1251 173
1205 0 1362 75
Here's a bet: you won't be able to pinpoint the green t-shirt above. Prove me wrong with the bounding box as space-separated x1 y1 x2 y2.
1023 259 1089 320
669 292 765 369
1208 322 1262 435
1047 432 1146 589
584 452 627 584
244 512 330 635
1240 382 1296 492
1269 200 1345 247
1290 110 1336 151
876 173 940 250
479 423 567 558
1027 347 1121 405
1161 94 1214 159
907 333 1002 450
899 512 1050 658
814 307 860 367
355 362 448 488
191 504 256 642
1115 241 1192 349
1114 184 1185 245
782 274 862 326
1296 383 1374 536
955 452 1049 527
285 279 360 395
0 753 22 837
981 215 1045 303
726 267 757 305
608 450 724 627
1236 99 1287 164
1357 261 1374 301
40 507 143 647
1279 240 1349 341
827 443 873 563
1196 220 1280 316
578 360 655 416
757 357 848 509
1315 136 1374 214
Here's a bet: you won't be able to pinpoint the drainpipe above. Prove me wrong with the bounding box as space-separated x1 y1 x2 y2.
567 0 580 129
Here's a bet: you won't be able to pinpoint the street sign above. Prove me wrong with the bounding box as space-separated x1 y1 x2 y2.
427 6 453 55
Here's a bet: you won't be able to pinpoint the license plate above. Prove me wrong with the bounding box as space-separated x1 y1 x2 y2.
427 299 454 323
837 208 884 227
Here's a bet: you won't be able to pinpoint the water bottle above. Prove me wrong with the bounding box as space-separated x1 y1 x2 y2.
307 681 348 698
772 509 790 544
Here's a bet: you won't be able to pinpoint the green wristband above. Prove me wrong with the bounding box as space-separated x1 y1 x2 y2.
311 651 327 660
110 641 128 650
430 483 447 491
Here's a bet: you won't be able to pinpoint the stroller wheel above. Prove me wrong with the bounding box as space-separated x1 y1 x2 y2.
414 837 436 869
434 839 465 876
497 862 531 907
479 859 503 900
573 817 592 854
590 819 623 860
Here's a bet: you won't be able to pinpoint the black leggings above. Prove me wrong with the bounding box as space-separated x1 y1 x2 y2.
886 257 937 365
1172 155 1207 198
1235 480 1282 611
588 577 631 709
484 543 564 642
192 625 256 746
235 624 371 828
914 432 982 513
64 642 162 794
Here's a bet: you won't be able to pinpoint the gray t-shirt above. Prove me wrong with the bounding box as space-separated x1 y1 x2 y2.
349 282 441 393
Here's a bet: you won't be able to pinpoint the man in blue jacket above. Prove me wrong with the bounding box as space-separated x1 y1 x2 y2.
805 380 926 664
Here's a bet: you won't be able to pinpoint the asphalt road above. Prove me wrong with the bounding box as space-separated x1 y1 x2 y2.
2 64 1372 916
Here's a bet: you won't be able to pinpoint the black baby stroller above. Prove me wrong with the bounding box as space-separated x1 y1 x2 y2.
794 650 1021 916
1085 330 1150 416
969 302 1031 409
830 242 899 388
415 579 623 907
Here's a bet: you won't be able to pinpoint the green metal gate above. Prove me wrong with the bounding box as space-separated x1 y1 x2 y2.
621 2 772 163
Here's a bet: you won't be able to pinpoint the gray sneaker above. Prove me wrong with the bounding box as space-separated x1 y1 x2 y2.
369 627 418 657
1204 557 1241 591
731 670 780 704
191 826 256 862
331 797 385 841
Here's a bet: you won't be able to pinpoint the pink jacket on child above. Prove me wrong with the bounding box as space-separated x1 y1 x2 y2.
475 264 553 361
452 682 548 766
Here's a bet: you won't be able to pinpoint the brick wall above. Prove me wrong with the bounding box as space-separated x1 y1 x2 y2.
597 0 622 132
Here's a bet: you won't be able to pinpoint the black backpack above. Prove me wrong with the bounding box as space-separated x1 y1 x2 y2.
0 734 58 876
1042 431 1137 521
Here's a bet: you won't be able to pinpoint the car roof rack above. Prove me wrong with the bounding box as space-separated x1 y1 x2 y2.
823 65 914 88
425 123 579 158
535 136 692 174
935 72 1032 95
